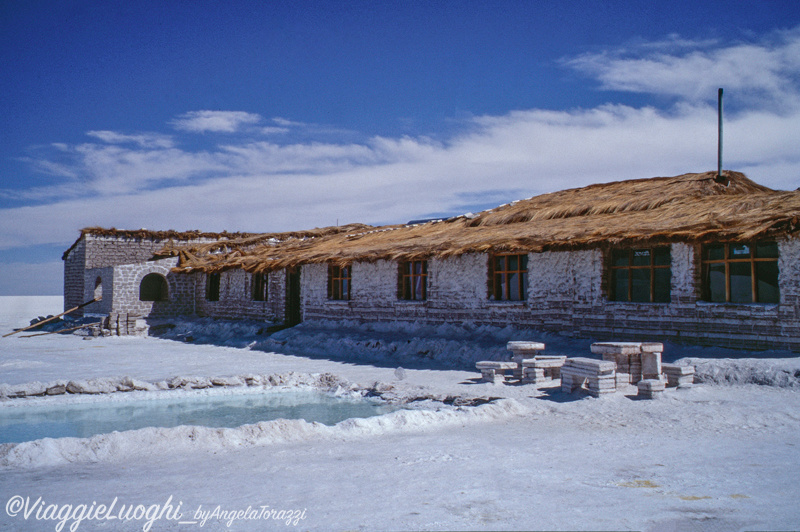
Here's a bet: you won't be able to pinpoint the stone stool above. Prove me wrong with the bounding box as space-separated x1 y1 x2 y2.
661 363 695 388
637 378 666 399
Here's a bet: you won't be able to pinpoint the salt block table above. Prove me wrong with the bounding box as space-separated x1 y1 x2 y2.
590 342 663 385
506 341 546 380
560 357 616 397
475 361 518 383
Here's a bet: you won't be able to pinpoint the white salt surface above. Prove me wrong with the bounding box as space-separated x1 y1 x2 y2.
0 296 799 531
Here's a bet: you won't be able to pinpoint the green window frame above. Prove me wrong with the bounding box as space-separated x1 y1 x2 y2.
609 247 671 303
701 242 779 304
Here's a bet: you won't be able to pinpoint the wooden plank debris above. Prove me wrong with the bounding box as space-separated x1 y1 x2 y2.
3 297 99 338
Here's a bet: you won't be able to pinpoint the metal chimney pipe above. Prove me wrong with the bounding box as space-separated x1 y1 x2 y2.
715 88 728 185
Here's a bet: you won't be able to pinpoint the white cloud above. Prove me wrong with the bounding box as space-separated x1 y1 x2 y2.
566 27 800 110
171 111 262 133
86 131 175 149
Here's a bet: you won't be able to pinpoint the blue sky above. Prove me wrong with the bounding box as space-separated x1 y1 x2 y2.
2 1 800 295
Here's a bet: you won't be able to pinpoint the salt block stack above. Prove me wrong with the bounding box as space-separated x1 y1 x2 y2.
475 361 517 383
590 342 641 385
561 357 616 397
590 342 664 385
521 356 567 385
506 341 545 380
640 343 664 380
661 363 695 388
637 378 666 399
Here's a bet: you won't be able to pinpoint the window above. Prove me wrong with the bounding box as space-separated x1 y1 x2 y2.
139 273 168 301
702 242 779 304
328 264 351 300
399 260 427 301
252 272 268 301
609 247 671 303
489 254 528 301
93 276 103 301
206 273 220 302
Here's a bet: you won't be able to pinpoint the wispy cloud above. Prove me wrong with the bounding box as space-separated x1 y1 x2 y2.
86 130 175 149
566 27 800 110
171 110 263 133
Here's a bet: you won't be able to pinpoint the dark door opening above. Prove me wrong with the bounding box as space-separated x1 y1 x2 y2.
285 267 302 326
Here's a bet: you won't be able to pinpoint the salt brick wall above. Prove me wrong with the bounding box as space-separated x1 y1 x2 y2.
82 267 113 315
84 235 172 269
111 258 195 318
63 239 86 313
301 240 800 352
194 269 283 321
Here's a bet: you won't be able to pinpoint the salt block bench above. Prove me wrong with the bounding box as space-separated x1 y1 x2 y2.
506 341 546 380
590 342 664 385
661 363 695 388
560 357 616 397
521 356 567 385
475 361 518 383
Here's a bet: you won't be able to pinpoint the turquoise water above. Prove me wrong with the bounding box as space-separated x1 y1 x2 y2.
0 391 396 444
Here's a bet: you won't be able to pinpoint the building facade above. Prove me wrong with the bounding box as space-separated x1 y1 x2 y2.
63 172 800 351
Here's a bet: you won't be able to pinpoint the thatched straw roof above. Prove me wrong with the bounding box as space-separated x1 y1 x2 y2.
158 171 800 274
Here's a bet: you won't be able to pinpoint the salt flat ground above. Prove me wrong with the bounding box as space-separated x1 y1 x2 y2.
0 296 798 531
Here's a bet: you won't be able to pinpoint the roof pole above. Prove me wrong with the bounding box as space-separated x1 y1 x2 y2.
715 88 728 185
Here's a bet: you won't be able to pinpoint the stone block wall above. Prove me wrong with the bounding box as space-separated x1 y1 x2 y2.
64 233 204 313
111 258 195 318
82 267 113 315
300 239 800 351
194 269 283 322
84 234 212 269
63 238 86 313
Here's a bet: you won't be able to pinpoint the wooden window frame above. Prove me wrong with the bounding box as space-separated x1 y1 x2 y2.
328 264 352 301
609 247 671 303
489 253 528 301
398 260 428 301
252 272 268 302
701 242 779 304
206 273 220 302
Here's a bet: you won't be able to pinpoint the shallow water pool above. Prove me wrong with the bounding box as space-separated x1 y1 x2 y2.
0 390 396 444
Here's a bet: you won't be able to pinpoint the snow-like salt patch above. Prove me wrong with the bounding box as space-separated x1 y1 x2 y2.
0 398 528 468
680 357 800 388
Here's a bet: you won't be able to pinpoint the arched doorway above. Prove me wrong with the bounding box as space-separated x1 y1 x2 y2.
139 273 168 301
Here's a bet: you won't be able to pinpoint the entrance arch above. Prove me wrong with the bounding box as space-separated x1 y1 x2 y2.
139 273 168 301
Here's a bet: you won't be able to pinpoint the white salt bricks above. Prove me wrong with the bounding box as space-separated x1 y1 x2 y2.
637 378 666 399
560 357 616 397
475 361 517 383
521 356 567 385
661 363 695 388
507 341 546 380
